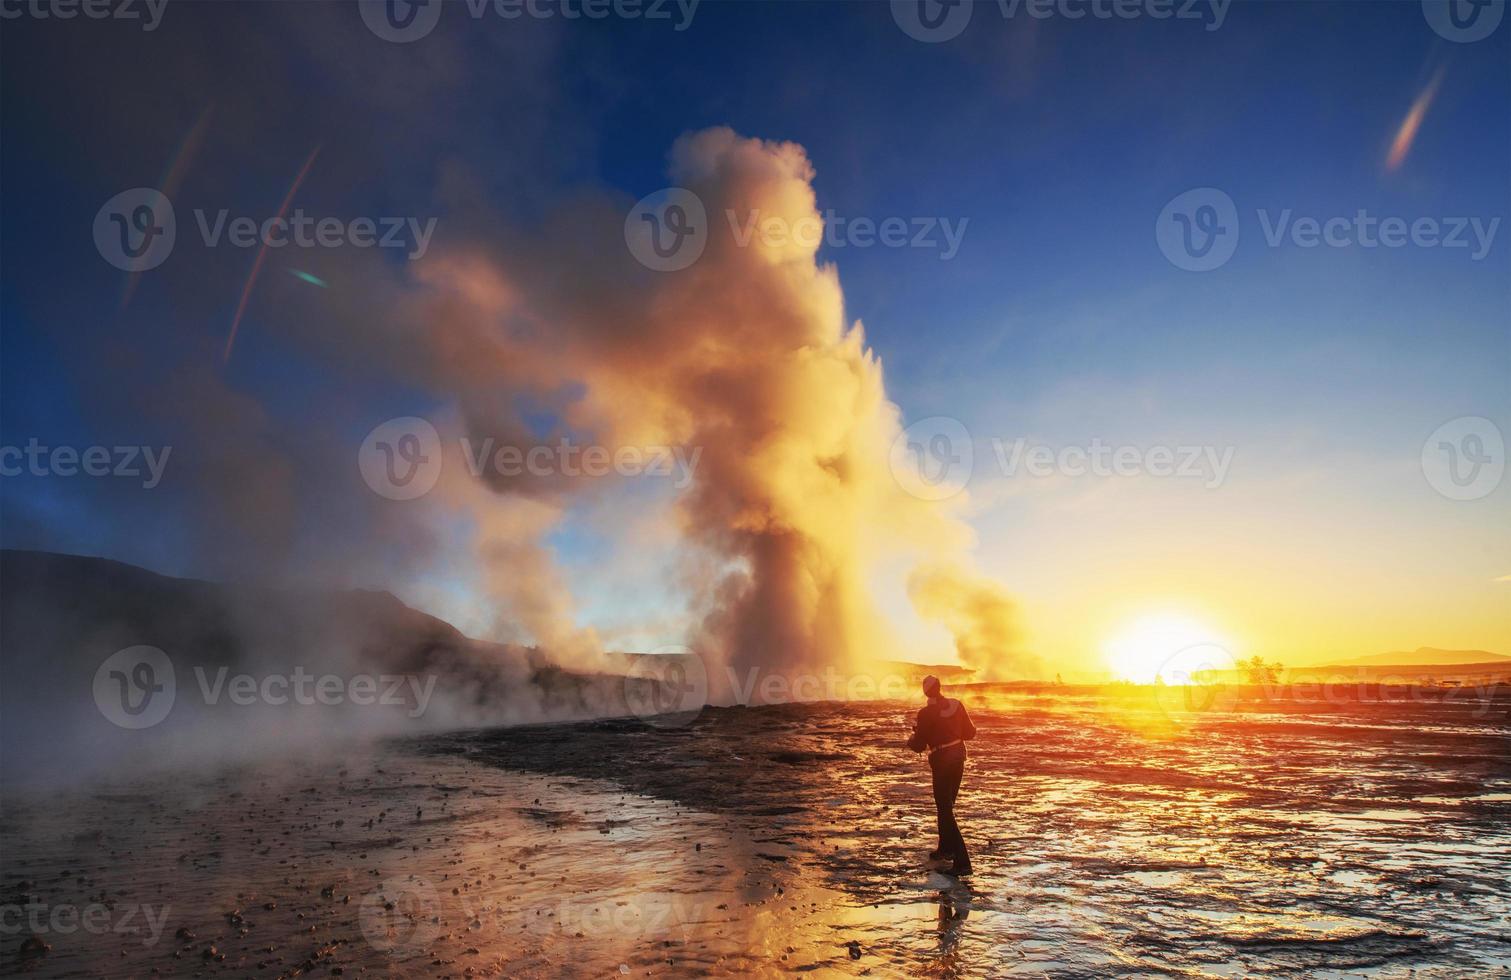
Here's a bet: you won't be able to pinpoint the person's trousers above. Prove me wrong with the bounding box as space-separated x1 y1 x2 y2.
929 743 967 861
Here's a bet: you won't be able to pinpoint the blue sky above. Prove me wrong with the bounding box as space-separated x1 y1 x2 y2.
2 1 1506 667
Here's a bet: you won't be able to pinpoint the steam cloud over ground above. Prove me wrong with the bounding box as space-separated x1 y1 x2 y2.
333 127 1020 691
5 99 1027 761
2 125 1029 782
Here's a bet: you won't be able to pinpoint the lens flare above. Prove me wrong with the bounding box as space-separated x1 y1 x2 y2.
120 105 212 310
288 269 327 288
1385 67 1444 173
222 145 322 364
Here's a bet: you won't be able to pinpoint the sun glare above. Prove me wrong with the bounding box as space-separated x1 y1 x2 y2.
1105 614 1231 684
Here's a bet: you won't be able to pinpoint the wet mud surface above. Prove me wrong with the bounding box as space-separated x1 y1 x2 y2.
4 691 1509 977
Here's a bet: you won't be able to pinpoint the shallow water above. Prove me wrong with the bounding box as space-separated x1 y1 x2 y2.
3 691 1509 977
430 691 1511 977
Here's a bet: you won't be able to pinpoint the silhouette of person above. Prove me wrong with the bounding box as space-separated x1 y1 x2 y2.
934 890 970 962
906 675 976 875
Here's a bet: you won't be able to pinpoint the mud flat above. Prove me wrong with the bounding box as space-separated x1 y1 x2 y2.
4 691 1510 977
427 692 1511 976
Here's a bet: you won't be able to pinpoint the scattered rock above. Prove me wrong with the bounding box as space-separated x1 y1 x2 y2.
19 933 51 958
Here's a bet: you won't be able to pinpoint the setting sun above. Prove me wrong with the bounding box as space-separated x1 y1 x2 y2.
1104 614 1234 683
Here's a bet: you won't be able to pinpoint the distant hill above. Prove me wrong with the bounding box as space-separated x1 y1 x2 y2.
1288 660 1511 684
878 661 976 683
1328 647 1507 668
0 548 469 674
0 549 637 781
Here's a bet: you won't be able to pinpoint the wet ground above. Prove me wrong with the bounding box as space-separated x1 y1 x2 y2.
4 689 1509 977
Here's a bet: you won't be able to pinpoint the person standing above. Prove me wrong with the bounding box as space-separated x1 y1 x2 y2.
907 675 976 876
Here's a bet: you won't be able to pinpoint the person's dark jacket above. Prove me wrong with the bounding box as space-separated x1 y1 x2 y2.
907 697 976 753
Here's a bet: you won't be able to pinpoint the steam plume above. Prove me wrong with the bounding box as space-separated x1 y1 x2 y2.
396 128 1011 685
909 564 1041 681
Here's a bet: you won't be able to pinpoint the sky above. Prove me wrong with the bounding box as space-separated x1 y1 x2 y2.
1 0 1507 678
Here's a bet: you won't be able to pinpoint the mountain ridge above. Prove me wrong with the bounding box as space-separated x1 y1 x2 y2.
1323 647 1506 668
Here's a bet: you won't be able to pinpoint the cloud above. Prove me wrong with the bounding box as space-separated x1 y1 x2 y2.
370 127 1011 688
908 563 1042 681
17 30 1026 692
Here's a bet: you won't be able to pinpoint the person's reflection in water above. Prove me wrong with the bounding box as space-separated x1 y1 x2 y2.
906 675 976 876
936 890 970 949
930 887 971 978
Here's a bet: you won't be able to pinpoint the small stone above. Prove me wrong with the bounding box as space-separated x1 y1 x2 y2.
19 933 51 958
